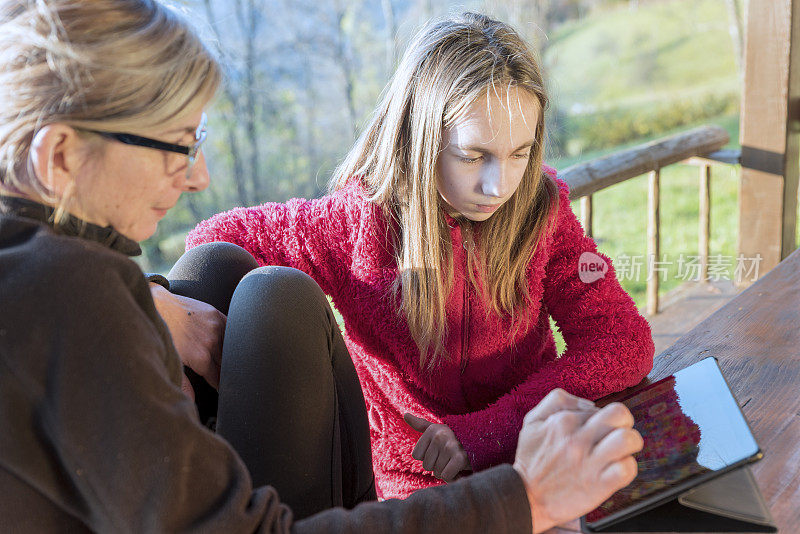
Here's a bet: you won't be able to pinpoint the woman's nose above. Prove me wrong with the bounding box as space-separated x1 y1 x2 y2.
185 151 210 192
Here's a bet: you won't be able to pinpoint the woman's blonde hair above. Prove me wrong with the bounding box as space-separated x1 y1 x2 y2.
331 12 559 369
0 0 221 206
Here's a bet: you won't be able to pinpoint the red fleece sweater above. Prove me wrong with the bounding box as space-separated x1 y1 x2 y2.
186 171 655 499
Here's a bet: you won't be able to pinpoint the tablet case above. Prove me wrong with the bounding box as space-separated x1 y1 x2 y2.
580 466 776 533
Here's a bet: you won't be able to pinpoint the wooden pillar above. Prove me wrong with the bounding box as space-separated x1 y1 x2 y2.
580 195 593 237
738 0 800 283
699 164 711 282
647 169 660 316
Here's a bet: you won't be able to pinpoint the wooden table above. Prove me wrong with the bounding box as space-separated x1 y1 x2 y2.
549 246 800 533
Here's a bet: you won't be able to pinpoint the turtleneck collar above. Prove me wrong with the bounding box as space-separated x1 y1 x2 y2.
0 195 142 256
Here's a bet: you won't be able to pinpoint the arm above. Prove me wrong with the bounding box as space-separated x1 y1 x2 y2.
444 178 654 471
296 465 531 534
300 390 642 534
23 263 279 532
185 192 360 299
31 260 532 534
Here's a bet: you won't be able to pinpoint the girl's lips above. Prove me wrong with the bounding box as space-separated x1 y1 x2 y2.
152 207 170 217
475 203 502 213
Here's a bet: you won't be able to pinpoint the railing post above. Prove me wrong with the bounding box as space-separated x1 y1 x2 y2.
580 195 593 237
647 169 661 315
699 164 711 282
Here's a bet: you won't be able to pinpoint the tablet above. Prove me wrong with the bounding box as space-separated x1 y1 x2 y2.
583 356 762 530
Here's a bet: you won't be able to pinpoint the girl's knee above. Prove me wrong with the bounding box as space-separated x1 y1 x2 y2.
172 242 259 276
167 243 260 314
239 266 326 305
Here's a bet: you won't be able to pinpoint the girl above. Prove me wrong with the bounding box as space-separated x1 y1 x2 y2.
183 12 654 499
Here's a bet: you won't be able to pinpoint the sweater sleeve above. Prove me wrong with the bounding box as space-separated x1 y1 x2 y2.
444 178 654 471
185 192 358 300
295 464 532 534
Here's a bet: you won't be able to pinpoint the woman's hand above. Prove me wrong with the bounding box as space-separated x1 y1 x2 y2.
512 389 642 533
149 283 226 390
404 413 472 482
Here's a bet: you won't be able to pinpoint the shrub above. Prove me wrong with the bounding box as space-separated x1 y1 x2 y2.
561 91 739 155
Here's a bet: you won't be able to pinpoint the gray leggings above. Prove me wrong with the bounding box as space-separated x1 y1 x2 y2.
167 242 376 519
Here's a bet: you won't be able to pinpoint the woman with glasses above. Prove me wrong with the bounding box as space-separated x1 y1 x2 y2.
0 0 380 528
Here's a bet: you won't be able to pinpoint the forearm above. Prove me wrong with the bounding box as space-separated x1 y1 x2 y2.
293 465 531 534
445 343 651 472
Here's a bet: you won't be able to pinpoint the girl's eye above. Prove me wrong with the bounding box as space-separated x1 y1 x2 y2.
459 155 483 164
513 152 531 159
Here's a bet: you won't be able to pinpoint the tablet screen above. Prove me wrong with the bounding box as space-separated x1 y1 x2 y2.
585 357 761 527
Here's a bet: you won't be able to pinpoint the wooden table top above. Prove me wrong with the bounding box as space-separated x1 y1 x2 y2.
547 246 800 534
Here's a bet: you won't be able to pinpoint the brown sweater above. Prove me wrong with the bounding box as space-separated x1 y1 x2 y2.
0 196 532 534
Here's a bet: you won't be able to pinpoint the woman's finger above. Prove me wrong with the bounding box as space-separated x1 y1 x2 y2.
598 455 639 490
579 402 636 448
180 372 196 401
523 388 598 426
591 427 643 465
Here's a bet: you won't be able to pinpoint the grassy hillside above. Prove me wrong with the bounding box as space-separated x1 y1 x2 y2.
545 0 738 111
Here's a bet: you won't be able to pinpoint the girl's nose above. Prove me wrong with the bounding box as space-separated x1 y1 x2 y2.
481 161 510 198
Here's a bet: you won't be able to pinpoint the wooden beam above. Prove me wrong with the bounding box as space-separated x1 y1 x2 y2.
738 0 800 282
561 125 729 199
683 148 741 166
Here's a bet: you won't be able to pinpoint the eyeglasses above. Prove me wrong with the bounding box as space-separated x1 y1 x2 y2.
80 113 208 179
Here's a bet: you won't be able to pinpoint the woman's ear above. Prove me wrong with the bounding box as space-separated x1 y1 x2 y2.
29 124 87 198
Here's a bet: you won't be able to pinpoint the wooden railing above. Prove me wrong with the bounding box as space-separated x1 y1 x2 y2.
559 125 740 315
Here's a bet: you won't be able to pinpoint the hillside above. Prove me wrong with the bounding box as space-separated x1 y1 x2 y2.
545 0 739 111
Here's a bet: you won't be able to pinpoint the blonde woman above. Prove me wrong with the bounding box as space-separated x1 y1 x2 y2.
180 11 655 500
0 1 646 532
0 0 381 525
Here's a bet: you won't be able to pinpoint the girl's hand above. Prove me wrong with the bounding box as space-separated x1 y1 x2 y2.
404 413 472 482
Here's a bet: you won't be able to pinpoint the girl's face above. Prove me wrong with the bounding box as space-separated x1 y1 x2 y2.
436 87 539 222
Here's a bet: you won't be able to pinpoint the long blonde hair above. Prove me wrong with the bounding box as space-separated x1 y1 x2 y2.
331 12 559 368
0 0 221 208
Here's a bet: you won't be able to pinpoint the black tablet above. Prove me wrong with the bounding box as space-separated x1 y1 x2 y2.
582 357 763 531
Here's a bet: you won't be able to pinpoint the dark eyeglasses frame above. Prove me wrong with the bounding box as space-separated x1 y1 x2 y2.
79 113 208 179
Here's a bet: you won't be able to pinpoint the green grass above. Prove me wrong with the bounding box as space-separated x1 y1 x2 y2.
546 0 738 111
